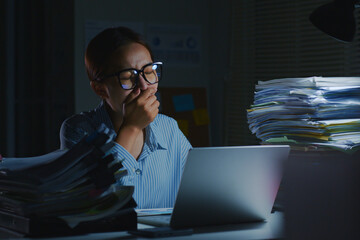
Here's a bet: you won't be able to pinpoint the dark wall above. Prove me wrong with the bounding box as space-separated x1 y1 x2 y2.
0 0 6 155
3 0 74 157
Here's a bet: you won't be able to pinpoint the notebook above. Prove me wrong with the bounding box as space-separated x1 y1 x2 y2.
137 145 290 228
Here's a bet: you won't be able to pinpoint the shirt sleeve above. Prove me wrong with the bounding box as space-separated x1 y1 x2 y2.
111 142 137 170
60 114 137 170
59 115 97 150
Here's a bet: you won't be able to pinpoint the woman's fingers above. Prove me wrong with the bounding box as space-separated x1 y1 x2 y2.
124 87 141 105
122 88 159 130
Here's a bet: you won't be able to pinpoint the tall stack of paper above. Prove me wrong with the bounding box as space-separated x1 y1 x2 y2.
0 125 136 238
247 77 360 153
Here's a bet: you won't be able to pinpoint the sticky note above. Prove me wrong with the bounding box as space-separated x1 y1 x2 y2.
172 94 195 112
176 119 189 136
192 108 210 126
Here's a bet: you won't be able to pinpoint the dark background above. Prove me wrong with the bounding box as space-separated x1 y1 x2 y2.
1 0 74 157
1 0 359 157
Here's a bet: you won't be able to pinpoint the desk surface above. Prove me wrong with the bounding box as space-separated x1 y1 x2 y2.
13 212 284 240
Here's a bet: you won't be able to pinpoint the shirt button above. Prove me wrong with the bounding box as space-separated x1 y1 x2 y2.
135 169 142 175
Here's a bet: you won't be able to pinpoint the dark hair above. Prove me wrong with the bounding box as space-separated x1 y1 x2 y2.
85 26 154 82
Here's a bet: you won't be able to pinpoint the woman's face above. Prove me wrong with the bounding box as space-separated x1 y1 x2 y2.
101 42 158 114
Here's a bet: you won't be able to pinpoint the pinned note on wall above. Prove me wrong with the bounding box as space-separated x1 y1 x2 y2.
158 87 209 147
192 108 210 126
172 94 195 112
176 119 189 136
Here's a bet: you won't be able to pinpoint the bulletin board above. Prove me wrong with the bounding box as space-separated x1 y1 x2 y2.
157 87 210 147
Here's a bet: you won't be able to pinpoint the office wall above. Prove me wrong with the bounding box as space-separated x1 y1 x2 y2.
74 0 231 146
0 0 6 155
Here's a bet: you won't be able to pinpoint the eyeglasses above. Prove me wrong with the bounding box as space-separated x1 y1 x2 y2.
101 62 163 90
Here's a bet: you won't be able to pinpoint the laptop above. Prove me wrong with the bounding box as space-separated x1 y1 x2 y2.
137 145 290 229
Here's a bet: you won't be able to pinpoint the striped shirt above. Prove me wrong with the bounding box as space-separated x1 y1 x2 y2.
60 101 192 209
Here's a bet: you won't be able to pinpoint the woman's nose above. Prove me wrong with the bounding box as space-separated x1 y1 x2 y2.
137 74 148 90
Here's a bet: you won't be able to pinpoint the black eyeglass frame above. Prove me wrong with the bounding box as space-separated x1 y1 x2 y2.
100 62 163 90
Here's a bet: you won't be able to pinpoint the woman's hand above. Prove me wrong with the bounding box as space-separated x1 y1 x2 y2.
122 87 160 132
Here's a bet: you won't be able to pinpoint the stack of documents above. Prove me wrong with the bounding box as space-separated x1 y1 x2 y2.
247 77 360 153
0 125 136 237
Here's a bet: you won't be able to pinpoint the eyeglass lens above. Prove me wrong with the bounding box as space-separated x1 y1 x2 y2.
119 63 162 90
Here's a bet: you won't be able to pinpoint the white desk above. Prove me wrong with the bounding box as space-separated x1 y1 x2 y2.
15 212 284 240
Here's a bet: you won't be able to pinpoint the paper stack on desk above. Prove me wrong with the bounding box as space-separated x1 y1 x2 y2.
247 77 360 153
0 125 137 238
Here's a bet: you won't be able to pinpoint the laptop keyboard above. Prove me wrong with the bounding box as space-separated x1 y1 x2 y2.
138 214 172 227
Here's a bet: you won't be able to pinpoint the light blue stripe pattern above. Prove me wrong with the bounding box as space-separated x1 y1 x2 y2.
60 102 192 209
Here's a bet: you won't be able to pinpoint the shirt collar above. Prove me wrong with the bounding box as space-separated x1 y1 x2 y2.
147 117 168 151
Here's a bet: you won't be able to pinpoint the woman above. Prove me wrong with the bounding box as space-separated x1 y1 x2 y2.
60 26 192 209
